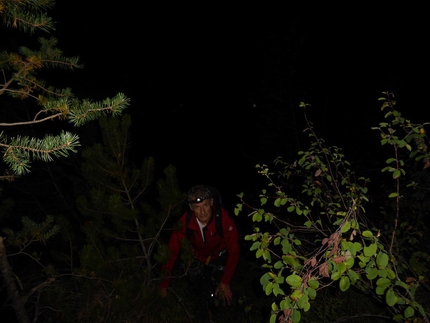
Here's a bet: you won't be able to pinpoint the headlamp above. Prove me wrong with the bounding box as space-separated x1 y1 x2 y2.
188 196 206 204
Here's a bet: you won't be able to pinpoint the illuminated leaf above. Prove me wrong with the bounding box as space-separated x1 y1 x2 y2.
270 314 276 323
386 269 396 280
265 281 273 295
341 221 351 233
366 267 378 280
378 269 387 278
331 270 341 281
274 261 283 269
339 276 350 291
307 287 316 299
291 309 301 323
376 286 386 295
362 230 373 238
404 306 415 318
286 274 302 288
291 289 303 300
256 248 263 258
376 277 391 288
298 294 310 311
386 289 397 306
364 243 377 257
347 269 360 284
308 279 319 289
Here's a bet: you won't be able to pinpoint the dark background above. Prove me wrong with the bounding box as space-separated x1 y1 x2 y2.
51 4 430 205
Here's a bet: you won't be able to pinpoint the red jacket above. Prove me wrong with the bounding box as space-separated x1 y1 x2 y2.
160 206 240 288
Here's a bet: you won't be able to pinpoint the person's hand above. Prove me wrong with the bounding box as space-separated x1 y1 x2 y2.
159 287 168 297
215 282 232 305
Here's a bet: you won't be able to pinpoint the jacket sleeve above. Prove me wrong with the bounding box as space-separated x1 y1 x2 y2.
159 214 187 288
220 209 240 285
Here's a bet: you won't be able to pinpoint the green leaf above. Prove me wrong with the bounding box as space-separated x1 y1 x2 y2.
286 274 302 288
273 284 285 296
291 289 303 300
404 306 415 318
347 269 360 284
250 241 260 251
281 239 292 254
341 221 351 233
252 211 262 222
364 243 377 257
265 281 273 295
307 279 319 289
358 254 369 263
263 249 272 262
376 277 391 288
345 256 354 269
307 287 316 299
386 268 396 279
270 314 276 323
386 289 398 306
280 298 291 310
271 302 278 311
362 230 373 238
392 169 401 179
260 273 271 286
366 267 378 280
274 261 284 269
291 309 301 323
297 293 308 309
378 269 387 278
376 286 386 295
283 255 298 267
394 280 408 290
331 270 342 281
298 294 310 312
397 139 407 147
256 249 263 258
339 276 350 291
353 242 363 252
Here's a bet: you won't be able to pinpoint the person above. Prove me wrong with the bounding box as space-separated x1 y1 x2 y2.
159 185 240 306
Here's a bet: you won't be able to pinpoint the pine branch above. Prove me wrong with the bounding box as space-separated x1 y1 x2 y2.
0 131 80 175
0 0 56 34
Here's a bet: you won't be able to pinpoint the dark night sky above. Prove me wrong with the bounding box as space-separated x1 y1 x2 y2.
51 4 430 203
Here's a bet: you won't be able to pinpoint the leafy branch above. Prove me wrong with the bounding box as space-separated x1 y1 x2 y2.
236 93 429 323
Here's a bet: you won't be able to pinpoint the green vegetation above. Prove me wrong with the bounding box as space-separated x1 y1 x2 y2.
1 1 429 323
236 92 430 322
0 0 129 178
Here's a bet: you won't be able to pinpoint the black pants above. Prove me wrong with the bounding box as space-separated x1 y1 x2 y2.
186 252 228 312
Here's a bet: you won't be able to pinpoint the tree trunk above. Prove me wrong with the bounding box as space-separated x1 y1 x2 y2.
0 236 31 323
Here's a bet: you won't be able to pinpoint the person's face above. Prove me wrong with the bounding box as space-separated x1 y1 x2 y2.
189 198 213 225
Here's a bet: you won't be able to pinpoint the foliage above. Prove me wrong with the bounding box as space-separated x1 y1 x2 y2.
236 92 430 323
0 0 129 178
0 1 129 322
49 114 186 322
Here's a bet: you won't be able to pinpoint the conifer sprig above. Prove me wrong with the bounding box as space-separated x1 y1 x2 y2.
0 131 80 175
